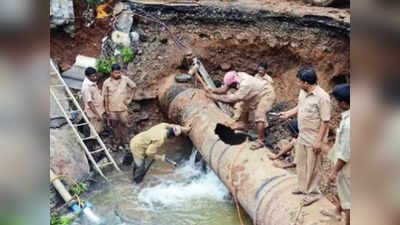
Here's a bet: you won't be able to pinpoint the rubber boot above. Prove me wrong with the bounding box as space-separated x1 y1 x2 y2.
122 151 133 166
132 157 145 184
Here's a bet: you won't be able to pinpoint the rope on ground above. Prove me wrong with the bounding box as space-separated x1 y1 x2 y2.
228 140 249 225
292 201 304 225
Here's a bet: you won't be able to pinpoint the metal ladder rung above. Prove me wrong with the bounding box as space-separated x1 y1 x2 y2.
82 136 97 141
99 162 113 168
91 148 105 154
75 122 89 127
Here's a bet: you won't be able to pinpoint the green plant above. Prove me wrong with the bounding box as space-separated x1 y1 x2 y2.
69 182 88 196
120 47 135 64
51 214 72 225
95 56 117 74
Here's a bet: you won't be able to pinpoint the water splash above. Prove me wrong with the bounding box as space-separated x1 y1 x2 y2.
138 148 229 208
72 148 252 225
82 207 102 224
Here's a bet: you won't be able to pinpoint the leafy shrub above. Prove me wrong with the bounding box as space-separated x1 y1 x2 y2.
95 56 117 74
120 47 135 64
50 214 72 225
69 182 88 196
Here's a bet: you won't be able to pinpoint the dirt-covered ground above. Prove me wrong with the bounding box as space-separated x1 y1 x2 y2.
50 0 349 202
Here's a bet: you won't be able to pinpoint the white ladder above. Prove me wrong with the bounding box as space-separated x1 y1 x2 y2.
49 59 121 180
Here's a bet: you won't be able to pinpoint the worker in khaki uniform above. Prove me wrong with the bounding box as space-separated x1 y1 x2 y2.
280 67 331 206
126 123 191 184
205 71 276 150
103 64 136 151
255 60 274 84
321 84 350 224
82 68 103 134
233 60 274 127
82 69 105 135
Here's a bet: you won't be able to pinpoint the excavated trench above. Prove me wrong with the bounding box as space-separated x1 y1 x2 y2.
129 1 350 142
51 1 349 224
51 1 350 134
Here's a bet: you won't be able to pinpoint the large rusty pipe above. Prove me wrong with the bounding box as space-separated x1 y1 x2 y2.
159 78 336 225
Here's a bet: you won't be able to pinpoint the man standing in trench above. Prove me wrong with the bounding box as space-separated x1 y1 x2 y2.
280 67 331 206
124 122 191 184
82 68 105 136
205 70 276 150
103 64 136 151
321 83 350 224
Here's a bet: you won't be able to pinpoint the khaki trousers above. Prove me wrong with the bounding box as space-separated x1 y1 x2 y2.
295 142 322 194
109 111 130 146
232 93 275 128
89 117 104 136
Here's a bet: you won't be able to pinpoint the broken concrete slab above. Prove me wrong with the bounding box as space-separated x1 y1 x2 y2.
114 11 134 33
113 1 131 16
60 55 97 90
111 30 131 47
50 0 75 34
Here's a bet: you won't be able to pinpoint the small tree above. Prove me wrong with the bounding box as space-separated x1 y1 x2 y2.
95 56 117 74
120 47 135 64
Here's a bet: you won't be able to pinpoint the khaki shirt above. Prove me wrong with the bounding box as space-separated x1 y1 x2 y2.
255 72 274 84
216 72 274 107
297 85 331 146
83 83 105 118
130 123 181 160
103 75 136 112
331 110 350 178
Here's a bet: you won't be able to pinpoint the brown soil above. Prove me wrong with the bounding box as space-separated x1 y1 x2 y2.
50 0 112 67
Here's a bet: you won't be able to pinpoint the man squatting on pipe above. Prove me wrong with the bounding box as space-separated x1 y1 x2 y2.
202 66 276 150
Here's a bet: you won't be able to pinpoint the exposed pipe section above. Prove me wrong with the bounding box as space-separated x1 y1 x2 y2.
159 78 337 225
50 169 105 224
50 169 76 207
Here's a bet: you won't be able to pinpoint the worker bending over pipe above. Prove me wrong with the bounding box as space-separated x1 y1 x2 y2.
204 70 276 150
123 123 191 183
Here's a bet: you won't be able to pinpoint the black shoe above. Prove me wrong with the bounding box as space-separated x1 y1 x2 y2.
132 162 146 184
123 152 133 166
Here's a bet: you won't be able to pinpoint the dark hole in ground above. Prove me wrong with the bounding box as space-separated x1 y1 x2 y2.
215 123 247 145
